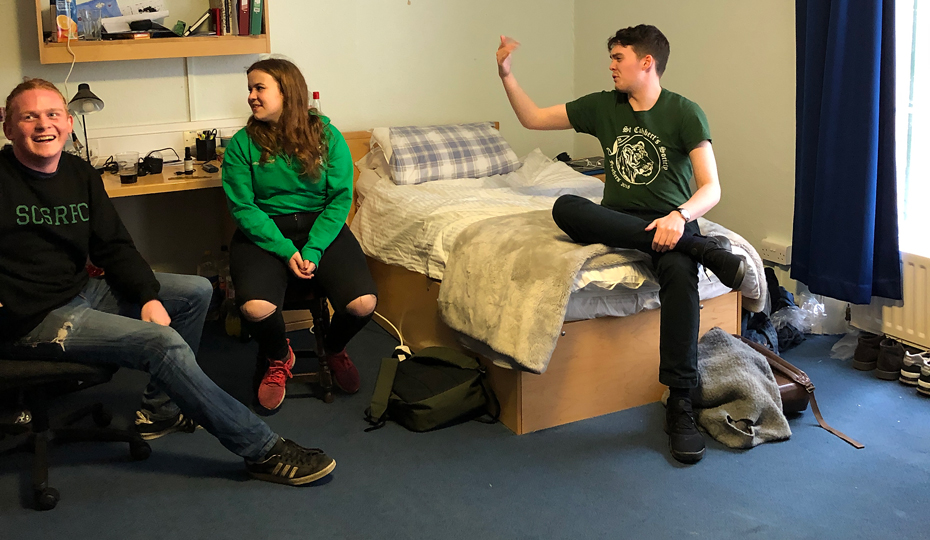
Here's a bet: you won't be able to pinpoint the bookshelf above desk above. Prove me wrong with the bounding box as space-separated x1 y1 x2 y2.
34 1 271 64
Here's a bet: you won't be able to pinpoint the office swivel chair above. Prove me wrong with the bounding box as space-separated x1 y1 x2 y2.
281 284 335 404
0 359 151 511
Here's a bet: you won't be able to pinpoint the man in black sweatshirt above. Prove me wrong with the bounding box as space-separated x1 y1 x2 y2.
0 79 335 485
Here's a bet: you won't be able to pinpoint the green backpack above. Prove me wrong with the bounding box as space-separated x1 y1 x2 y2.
365 346 500 432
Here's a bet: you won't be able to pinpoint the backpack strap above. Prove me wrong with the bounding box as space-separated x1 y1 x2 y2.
736 335 864 449
364 357 399 432
472 371 501 424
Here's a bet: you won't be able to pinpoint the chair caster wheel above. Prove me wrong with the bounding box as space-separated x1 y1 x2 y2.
92 409 112 427
35 487 60 511
130 440 151 461
322 394 334 404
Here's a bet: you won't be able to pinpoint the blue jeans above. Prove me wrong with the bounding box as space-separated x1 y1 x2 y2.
0 273 277 461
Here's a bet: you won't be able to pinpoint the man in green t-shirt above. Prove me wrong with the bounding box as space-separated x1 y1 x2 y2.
497 24 746 464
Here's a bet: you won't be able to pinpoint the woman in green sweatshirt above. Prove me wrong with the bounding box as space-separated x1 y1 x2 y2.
223 58 377 412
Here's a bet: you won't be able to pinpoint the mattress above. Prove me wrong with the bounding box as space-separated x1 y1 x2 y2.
351 150 763 321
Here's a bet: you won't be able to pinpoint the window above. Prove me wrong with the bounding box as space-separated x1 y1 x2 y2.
896 0 928 257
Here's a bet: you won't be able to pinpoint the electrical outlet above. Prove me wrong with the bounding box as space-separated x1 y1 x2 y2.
759 238 792 265
182 130 199 149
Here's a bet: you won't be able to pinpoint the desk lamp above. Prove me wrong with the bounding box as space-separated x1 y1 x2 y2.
67 83 104 162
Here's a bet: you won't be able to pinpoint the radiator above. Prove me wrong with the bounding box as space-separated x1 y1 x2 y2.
850 252 930 349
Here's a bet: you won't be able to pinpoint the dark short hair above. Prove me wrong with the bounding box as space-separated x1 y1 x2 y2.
607 25 670 77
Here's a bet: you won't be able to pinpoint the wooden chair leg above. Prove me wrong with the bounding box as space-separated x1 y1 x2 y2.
311 297 334 403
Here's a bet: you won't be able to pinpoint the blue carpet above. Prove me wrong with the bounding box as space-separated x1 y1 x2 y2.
2 324 928 539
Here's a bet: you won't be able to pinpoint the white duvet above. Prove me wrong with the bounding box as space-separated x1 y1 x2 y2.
351 150 765 320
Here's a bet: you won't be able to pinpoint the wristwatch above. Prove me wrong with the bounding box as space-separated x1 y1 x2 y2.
675 207 691 223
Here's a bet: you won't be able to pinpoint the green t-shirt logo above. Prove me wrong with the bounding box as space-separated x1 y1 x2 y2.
566 89 712 213
607 131 667 186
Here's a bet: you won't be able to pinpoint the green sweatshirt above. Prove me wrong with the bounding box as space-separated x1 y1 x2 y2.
222 114 353 266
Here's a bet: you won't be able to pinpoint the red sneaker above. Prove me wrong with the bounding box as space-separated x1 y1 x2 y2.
327 349 360 394
257 344 295 410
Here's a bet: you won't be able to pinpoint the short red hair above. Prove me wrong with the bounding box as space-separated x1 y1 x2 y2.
4 78 68 120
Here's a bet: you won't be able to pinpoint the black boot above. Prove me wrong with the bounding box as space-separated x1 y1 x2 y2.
664 396 705 464
676 234 746 290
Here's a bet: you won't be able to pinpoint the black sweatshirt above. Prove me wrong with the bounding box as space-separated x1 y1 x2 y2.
0 146 160 342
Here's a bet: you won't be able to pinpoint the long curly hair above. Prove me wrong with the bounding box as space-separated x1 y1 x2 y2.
245 58 326 178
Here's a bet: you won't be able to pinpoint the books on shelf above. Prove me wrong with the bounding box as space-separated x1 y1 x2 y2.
183 10 213 37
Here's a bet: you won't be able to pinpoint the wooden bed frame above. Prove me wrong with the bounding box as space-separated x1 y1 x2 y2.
340 129 742 435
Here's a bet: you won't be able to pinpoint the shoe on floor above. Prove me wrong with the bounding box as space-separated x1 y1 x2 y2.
664 397 705 464
900 349 929 386
256 343 295 411
134 410 197 441
245 438 336 486
852 331 883 371
327 349 360 394
875 338 918 381
918 357 930 397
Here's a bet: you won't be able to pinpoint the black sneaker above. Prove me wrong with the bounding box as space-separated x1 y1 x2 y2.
245 438 336 485
900 349 928 386
679 235 746 290
918 359 930 397
134 410 198 441
664 398 705 464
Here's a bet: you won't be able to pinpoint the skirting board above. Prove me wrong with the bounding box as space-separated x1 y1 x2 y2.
366 257 742 434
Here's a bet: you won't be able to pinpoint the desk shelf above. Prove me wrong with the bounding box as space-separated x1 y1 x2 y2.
102 164 221 198
35 0 271 65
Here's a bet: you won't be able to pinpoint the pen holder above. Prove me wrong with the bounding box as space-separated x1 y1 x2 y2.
196 138 216 162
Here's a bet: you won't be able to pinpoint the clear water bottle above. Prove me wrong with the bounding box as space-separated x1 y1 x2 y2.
311 91 322 113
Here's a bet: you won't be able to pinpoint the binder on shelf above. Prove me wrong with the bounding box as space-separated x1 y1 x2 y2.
250 0 263 35
238 0 250 36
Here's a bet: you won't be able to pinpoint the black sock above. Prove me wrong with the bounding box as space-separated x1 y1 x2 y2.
669 387 691 401
243 311 289 360
323 311 374 354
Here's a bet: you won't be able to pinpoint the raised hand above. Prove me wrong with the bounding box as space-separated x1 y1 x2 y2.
497 35 520 78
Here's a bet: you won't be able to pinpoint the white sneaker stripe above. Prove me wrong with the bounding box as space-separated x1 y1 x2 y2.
272 463 283 475
289 467 298 479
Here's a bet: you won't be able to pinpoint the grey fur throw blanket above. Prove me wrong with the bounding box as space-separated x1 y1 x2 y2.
694 328 791 448
437 209 648 373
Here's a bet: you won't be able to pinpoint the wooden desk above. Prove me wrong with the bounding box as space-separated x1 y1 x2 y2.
103 163 221 199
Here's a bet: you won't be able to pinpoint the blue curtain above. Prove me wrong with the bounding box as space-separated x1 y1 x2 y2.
793 0 902 304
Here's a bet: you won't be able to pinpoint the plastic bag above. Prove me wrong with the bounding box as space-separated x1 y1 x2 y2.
770 293 827 334
799 294 827 334
830 330 860 360
770 306 811 333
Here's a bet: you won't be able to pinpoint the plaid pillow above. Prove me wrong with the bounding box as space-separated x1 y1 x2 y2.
388 122 521 185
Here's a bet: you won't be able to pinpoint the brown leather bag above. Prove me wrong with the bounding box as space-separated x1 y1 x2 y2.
736 335 864 449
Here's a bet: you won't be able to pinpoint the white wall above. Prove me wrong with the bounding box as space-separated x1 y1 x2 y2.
573 0 797 265
2 0 576 272
4 0 798 281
